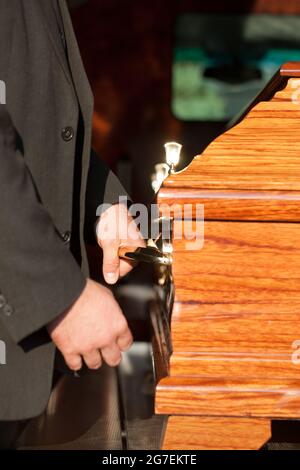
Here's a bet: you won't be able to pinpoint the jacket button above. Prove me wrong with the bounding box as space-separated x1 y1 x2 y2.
3 304 13 317
0 295 6 308
61 127 74 142
62 231 71 244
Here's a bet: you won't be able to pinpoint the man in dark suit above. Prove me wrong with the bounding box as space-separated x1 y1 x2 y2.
0 0 143 447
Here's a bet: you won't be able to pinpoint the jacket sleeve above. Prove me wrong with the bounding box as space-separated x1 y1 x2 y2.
0 106 86 344
84 149 131 243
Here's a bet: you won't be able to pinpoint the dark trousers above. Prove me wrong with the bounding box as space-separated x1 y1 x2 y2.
0 362 63 449
0 421 28 450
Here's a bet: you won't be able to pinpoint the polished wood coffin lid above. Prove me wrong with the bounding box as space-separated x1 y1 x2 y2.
158 62 300 222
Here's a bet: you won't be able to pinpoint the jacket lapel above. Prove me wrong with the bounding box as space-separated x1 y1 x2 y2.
38 0 72 84
58 0 94 119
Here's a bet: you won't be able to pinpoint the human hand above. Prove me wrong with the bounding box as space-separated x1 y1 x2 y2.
96 203 146 284
47 279 133 371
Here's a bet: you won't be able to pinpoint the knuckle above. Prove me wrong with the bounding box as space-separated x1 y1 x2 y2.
90 361 102 370
67 359 81 371
122 338 133 350
119 344 130 353
118 319 129 335
83 346 95 355
108 356 122 367
98 237 110 248
100 333 115 347
62 346 74 356
104 258 119 270
101 236 117 246
81 347 92 357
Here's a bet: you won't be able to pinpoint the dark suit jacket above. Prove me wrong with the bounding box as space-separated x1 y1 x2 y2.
0 0 126 420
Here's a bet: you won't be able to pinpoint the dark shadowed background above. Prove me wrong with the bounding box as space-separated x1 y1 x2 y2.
69 0 300 203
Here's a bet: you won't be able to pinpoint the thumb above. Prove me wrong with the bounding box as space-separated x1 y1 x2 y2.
102 241 120 284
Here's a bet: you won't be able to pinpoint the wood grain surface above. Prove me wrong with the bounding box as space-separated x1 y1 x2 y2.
155 63 300 449
156 377 300 417
162 417 271 450
158 188 300 221
160 77 300 192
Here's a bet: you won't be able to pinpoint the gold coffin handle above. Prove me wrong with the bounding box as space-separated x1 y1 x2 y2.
118 245 171 266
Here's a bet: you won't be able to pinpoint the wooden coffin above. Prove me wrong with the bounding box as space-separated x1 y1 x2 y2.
154 62 300 450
